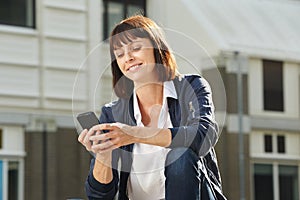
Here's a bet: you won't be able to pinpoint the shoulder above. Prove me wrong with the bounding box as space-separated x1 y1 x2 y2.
99 97 131 123
99 99 124 120
101 98 128 110
173 74 210 91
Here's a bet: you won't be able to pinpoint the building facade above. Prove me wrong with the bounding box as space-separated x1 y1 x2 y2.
0 0 95 199
0 0 299 200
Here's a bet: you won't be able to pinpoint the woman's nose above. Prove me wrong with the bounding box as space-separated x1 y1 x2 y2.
124 50 134 63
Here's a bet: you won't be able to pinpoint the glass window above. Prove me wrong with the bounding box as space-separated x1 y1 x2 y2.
127 4 142 17
106 2 123 40
0 161 3 199
279 165 298 200
8 161 19 200
103 0 146 40
254 164 274 200
0 0 35 28
264 134 273 153
277 135 285 153
0 129 2 149
263 60 284 112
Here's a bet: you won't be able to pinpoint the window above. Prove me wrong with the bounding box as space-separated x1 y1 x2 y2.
0 129 2 149
263 134 286 154
0 0 35 28
254 164 274 200
277 135 285 153
0 161 2 199
263 60 284 112
254 164 299 200
249 58 298 117
8 161 19 200
103 0 146 40
264 134 273 153
0 160 21 200
279 165 299 200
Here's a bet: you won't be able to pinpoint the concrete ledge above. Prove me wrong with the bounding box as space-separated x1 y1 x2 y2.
251 116 300 132
0 112 75 129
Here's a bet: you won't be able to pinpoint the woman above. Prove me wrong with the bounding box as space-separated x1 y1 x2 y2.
78 15 226 200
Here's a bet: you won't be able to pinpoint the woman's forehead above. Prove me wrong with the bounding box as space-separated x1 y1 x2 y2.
111 27 150 47
112 37 151 50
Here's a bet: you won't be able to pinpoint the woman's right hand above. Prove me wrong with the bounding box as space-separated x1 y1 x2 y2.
78 128 113 183
78 129 94 152
78 128 112 161
78 127 111 152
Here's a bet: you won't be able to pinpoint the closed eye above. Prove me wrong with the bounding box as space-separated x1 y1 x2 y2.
132 45 142 51
114 51 124 58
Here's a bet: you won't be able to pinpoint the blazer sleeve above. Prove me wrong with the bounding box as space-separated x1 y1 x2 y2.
168 75 219 157
85 106 120 200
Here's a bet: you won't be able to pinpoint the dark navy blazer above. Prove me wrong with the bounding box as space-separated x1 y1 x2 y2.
85 75 225 200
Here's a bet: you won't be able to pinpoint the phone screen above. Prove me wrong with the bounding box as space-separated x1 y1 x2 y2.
76 111 99 130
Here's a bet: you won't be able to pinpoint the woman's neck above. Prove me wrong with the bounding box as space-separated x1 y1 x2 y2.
135 82 163 107
135 82 163 127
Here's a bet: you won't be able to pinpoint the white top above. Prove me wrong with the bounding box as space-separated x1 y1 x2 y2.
127 81 177 200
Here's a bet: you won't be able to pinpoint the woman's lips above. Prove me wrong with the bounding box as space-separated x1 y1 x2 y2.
128 64 142 72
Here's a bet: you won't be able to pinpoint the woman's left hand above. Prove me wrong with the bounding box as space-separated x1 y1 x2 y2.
89 123 136 153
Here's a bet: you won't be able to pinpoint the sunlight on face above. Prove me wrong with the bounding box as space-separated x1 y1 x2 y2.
113 38 159 84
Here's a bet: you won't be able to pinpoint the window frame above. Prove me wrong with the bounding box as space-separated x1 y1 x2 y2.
277 135 286 154
250 131 300 160
250 131 300 199
248 58 299 118
262 59 284 112
0 158 24 200
0 0 36 29
0 126 25 200
251 162 300 200
264 134 273 153
102 0 147 40
253 163 274 200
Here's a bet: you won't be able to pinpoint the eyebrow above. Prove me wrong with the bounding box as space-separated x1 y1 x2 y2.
113 40 144 51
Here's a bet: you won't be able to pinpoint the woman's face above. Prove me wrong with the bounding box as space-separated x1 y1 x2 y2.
113 37 158 84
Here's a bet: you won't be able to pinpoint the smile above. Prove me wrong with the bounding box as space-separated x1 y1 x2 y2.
127 64 142 72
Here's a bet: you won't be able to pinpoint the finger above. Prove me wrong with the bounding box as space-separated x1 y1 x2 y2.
109 122 125 129
90 130 120 141
84 127 101 144
90 133 108 142
92 140 114 152
83 130 95 150
83 132 92 146
94 130 102 136
78 129 88 143
91 123 116 132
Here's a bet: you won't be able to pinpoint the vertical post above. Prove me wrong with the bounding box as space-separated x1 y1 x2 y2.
235 51 245 200
26 117 56 199
42 123 47 200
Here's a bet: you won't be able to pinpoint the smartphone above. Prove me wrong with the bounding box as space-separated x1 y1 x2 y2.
76 111 99 130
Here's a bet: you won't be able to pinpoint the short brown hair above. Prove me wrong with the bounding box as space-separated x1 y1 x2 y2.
109 15 178 98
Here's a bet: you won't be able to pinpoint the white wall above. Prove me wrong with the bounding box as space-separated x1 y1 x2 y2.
147 0 220 74
0 126 25 156
0 0 90 116
250 131 300 160
248 58 299 118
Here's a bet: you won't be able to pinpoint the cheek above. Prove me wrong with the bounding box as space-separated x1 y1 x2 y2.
147 50 156 63
148 56 156 66
141 50 154 63
116 60 125 73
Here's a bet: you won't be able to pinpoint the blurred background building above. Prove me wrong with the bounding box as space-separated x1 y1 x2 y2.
0 0 299 200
